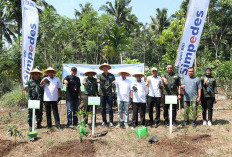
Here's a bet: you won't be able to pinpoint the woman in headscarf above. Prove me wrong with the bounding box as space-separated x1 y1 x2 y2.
201 67 218 126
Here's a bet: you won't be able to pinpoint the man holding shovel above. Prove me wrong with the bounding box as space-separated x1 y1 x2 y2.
25 68 44 131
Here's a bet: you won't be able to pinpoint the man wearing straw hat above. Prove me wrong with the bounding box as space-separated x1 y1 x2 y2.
41 67 62 130
97 63 116 128
131 72 148 130
25 68 44 131
145 67 163 128
114 71 131 129
82 70 98 124
63 67 81 128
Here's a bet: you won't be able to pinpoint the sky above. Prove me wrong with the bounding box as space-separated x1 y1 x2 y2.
45 0 184 24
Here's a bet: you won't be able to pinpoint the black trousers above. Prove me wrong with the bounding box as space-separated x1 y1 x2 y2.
132 102 146 126
45 101 60 127
28 101 43 127
163 95 177 122
201 97 215 121
147 96 161 124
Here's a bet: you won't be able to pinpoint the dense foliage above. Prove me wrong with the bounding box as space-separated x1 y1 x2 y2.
0 0 231 83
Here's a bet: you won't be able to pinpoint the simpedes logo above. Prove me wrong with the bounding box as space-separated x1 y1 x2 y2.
181 10 204 75
23 23 37 83
24 0 36 7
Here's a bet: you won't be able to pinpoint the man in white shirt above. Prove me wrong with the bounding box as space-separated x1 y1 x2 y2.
145 67 163 128
41 67 62 130
114 71 131 129
130 72 148 130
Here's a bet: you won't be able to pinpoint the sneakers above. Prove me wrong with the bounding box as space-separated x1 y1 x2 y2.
67 124 74 128
125 124 129 129
131 123 136 130
208 121 212 126
172 121 177 127
101 122 107 127
147 122 153 126
164 121 169 126
109 123 114 128
203 120 207 125
154 123 158 128
116 124 121 129
192 123 196 128
37 124 42 129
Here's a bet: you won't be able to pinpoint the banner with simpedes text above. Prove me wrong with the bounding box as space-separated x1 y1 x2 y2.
21 0 39 86
175 0 210 79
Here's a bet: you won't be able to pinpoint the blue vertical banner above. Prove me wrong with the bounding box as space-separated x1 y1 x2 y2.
21 0 39 86
175 0 210 79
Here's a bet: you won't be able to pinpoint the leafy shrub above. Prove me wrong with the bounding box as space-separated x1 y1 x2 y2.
0 85 27 107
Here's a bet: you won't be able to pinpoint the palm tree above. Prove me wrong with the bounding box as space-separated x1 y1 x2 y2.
99 0 132 26
4 0 55 45
74 3 94 19
149 8 172 33
0 0 16 49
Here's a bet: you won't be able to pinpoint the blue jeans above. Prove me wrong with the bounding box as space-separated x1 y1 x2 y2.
118 101 129 125
66 99 79 125
100 96 113 123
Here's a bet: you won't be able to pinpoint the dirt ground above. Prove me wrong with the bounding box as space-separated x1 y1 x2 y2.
0 99 231 157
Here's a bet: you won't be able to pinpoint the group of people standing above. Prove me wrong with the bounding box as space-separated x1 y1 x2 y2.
25 63 218 131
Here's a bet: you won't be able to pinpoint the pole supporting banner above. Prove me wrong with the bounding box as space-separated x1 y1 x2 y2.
21 0 39 87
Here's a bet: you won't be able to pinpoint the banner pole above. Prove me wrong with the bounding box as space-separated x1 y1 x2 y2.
170 104 173 134
32 108 35 132
92 105 95 135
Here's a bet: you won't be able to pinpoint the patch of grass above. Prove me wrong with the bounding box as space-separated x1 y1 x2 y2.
0 115 12 124
44 139 55 148
0 85 27 107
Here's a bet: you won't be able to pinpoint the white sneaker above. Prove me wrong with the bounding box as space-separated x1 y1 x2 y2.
203 121 207 125
131 126 135 130
116 124 121 128
109 123 114 128
208 121 212 126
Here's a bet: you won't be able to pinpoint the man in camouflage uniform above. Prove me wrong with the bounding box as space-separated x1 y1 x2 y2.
161 64 181 127
25 68 44 131
82 70 98 124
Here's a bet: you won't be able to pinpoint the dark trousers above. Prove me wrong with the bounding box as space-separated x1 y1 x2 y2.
66 99 79 126
83 94 96 124
45 101 60 127
147 96 161 124
28 101 43 127
184 101 198 123
163 95 177 122
100 96 113 123
132 102 146 126
201 97 215 121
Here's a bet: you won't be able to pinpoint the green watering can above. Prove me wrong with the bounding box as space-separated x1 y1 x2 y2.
134 126 148 138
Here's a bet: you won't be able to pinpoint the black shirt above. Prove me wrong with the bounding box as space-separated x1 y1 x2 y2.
64 75 81 100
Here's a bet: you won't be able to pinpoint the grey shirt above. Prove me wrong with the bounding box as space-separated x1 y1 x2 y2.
182 76 202 101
